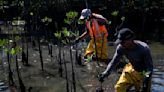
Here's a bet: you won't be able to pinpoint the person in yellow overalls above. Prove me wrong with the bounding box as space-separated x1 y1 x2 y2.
76 9 109 63
98 28 153 92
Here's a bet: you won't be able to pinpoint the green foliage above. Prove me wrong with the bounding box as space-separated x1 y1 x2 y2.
61 27 78 37
10 46 22 55
54 11 80 45
121 16 125 21
64 11 84 26
10 48 16 55
12 20 25 26
61 27 77 45
30 12 34 16
0 39 8 47
66 11 78 19
62 27 70 37
54 31 61 39
41 16 52 25
111 11 119 16
77 20 85 25
86 52 95 62
15 36 21 41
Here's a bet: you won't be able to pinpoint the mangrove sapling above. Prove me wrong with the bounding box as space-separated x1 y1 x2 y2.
10 41 26 91
63 50 69 92
21 51 27 66
21 37 25 65
72 25 81 66
61 29 77 92
15 55 26 92
23 24 29 66
41 16 52 57
54 32 63 77
25 39 29 66
115 16 125 36
1 39 15 86
37 37 44 71
0 39 7 70
58 44 63 77
62 11 85 92
62 32 78 92
69 45 76 92
7 50 15 86
21 30 27 65
64 11 83 66
49 43 53 59
21 40 28 66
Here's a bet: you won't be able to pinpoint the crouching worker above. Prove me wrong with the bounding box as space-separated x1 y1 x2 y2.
76 8 109 64
98 28 153 92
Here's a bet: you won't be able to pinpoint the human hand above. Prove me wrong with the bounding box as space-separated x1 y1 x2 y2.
141 71 152 92
75 38 80 43
98 72 109 82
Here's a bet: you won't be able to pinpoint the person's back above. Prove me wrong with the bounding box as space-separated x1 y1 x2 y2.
115 40 153 72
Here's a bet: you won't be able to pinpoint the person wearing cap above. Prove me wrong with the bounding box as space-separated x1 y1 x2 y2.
76 8 109 63
98 28 153 92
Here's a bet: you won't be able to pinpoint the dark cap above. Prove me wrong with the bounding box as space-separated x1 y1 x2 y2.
115 28 134 45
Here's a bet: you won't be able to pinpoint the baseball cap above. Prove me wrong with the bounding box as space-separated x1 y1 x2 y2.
115 28 134 45
79 9 91 20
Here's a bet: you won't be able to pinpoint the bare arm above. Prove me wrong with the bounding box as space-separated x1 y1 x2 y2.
77 30 89 41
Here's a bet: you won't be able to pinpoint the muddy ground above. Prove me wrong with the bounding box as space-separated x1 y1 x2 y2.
0 41 164 92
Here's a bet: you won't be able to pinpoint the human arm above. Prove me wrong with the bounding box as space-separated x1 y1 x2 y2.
92 13 108 25
141 47 153 91
98 45 123 82
75 28 89 43
144 47 153 73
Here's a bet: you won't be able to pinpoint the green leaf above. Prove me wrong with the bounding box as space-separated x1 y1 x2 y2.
10 48 16 55
111 11 119 16
54 32 61 39
62 27 70 37
121 16 125 21
0 39 8 46
66 11 78 19
78 20 85 24
62 40 67 45
15 36 21 41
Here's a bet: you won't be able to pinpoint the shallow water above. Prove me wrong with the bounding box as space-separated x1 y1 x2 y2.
0 42 164 92
152 66 164 92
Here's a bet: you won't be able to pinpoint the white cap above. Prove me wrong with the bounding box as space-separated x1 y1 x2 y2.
79 9 91 20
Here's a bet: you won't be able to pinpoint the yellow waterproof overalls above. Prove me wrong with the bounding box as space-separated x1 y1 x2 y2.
115 63 151 92
84 18 108 61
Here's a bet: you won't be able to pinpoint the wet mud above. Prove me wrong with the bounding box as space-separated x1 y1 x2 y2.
0 42 164 92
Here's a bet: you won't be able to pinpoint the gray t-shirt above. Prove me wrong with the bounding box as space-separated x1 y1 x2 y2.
104 40 153 74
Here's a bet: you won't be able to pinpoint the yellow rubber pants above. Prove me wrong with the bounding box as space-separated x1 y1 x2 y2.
84 37 108 60
115 63 148 92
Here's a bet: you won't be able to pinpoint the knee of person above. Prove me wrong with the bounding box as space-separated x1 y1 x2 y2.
115 84 121 90
115 84 128 92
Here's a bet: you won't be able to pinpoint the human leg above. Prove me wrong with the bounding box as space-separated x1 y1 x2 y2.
115 63 144 92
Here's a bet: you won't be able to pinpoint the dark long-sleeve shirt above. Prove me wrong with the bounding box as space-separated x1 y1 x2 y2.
104 40 153 74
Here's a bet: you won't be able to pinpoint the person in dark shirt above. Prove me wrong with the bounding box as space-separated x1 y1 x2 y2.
98 28 153 92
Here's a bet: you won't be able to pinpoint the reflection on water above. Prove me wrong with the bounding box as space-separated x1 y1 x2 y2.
0 43 164 92
152 67 164 92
